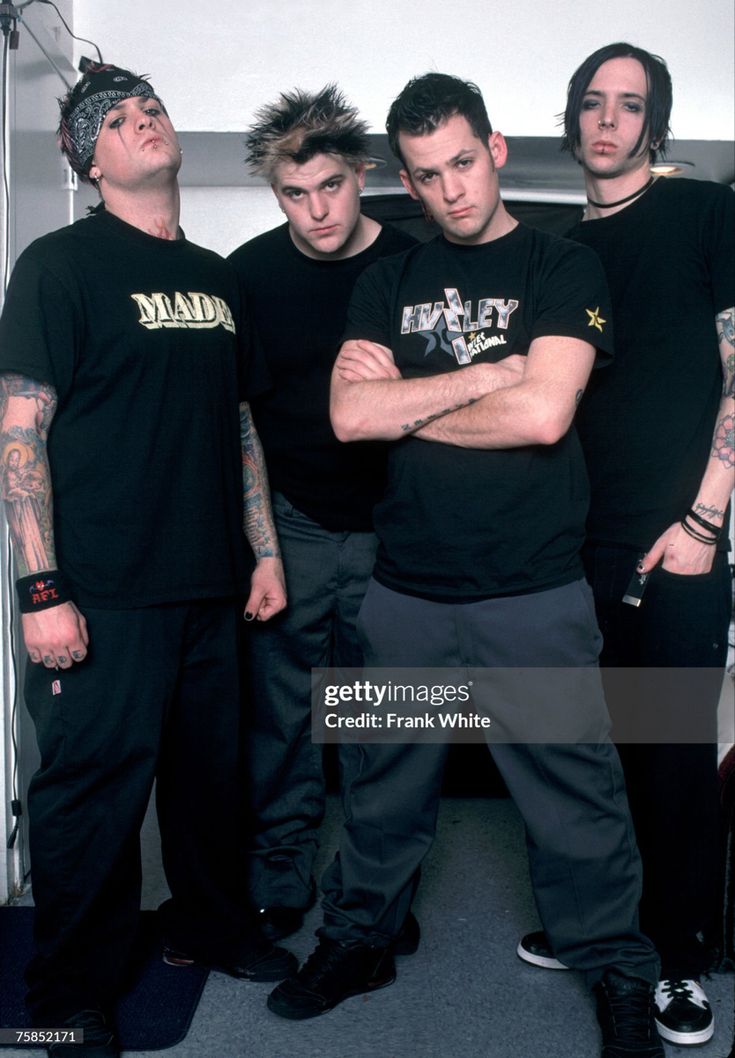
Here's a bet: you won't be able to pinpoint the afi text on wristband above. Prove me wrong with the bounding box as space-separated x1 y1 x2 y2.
15 571 70 614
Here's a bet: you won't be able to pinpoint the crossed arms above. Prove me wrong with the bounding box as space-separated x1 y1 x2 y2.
331 304 735 578
330 333 596 449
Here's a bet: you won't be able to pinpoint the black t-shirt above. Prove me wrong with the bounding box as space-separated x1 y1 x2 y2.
0 210 248 607
228 222 416 532
344 223 613 601
569 178 734 551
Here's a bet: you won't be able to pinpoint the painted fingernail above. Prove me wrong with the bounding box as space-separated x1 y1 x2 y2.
244 611 254 622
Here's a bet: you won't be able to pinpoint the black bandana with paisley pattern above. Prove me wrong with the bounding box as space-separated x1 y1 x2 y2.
61 64 162 175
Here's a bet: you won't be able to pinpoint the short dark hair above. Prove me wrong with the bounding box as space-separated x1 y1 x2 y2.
562 42 672 161
246 84 370 180
386 73 493 165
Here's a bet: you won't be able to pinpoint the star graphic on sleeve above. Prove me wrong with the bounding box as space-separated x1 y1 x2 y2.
586 307 606 332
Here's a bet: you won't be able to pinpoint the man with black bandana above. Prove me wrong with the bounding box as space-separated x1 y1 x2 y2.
0 62 294 1058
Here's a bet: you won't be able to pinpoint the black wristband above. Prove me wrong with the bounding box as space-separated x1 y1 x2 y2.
680 520 717 546
15 571 70 613
686 507 722 539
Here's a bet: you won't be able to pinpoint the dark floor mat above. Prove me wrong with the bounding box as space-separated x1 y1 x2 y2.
0 908 208 1050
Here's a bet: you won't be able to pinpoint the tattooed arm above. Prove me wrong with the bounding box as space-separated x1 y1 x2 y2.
640 306 735 575
412 335 593 448
331 335 592 448
0 372 88 666
330 339 525 442
240 400 286 622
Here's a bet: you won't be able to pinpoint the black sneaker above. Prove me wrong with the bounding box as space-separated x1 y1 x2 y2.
392 911 421 956
594 971 664 1057
267 938 396 1019
517 930 569 970
162 937 297 981
654 978 714 1045
47 1009 118 1058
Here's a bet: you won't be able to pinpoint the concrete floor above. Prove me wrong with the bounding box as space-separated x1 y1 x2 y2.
5 792 735 1058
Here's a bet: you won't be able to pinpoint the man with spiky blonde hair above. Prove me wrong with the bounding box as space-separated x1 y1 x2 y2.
246 83 374 184
229 85 415 943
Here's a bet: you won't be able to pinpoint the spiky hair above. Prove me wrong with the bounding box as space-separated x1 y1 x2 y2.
246 84 370 180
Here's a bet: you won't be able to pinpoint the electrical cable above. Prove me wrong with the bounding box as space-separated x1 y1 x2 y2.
2 28 11 295
5 531 20 851
30 0 102 64
0 22 20 856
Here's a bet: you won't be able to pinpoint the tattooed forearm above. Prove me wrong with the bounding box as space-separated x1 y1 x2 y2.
708 308 735 469
239 401 280 559
0 373 58 576
694 501 725 521
400 396 478 434
717 308 735 399
711 410 735 470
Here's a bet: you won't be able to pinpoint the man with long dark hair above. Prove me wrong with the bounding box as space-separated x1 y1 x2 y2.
519 43 734 1049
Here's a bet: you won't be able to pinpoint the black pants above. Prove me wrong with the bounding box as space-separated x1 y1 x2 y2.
584 544 732 979
245 492 377 910
24 599 253 1022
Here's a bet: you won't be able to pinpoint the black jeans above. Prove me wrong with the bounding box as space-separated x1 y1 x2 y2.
583 543 732 979
244 493 377 910
24 599 254 1022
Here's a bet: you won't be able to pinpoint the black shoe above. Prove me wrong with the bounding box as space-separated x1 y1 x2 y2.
392 911 421 956
257 880 318 942
162 937 297 981
654 978 714 1045
267 938 396 1020
516 929 569 970
47 1009 118 1058
594 971 664 1057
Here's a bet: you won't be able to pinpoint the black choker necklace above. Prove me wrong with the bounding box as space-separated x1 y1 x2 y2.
587 175 655 210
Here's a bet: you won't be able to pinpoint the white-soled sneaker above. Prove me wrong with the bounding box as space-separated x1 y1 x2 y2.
654 978 714 1046
516 930 569 970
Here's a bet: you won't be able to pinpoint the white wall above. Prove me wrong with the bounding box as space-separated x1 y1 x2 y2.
70 0 735 256
74 0 734 139
179 186 282 258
